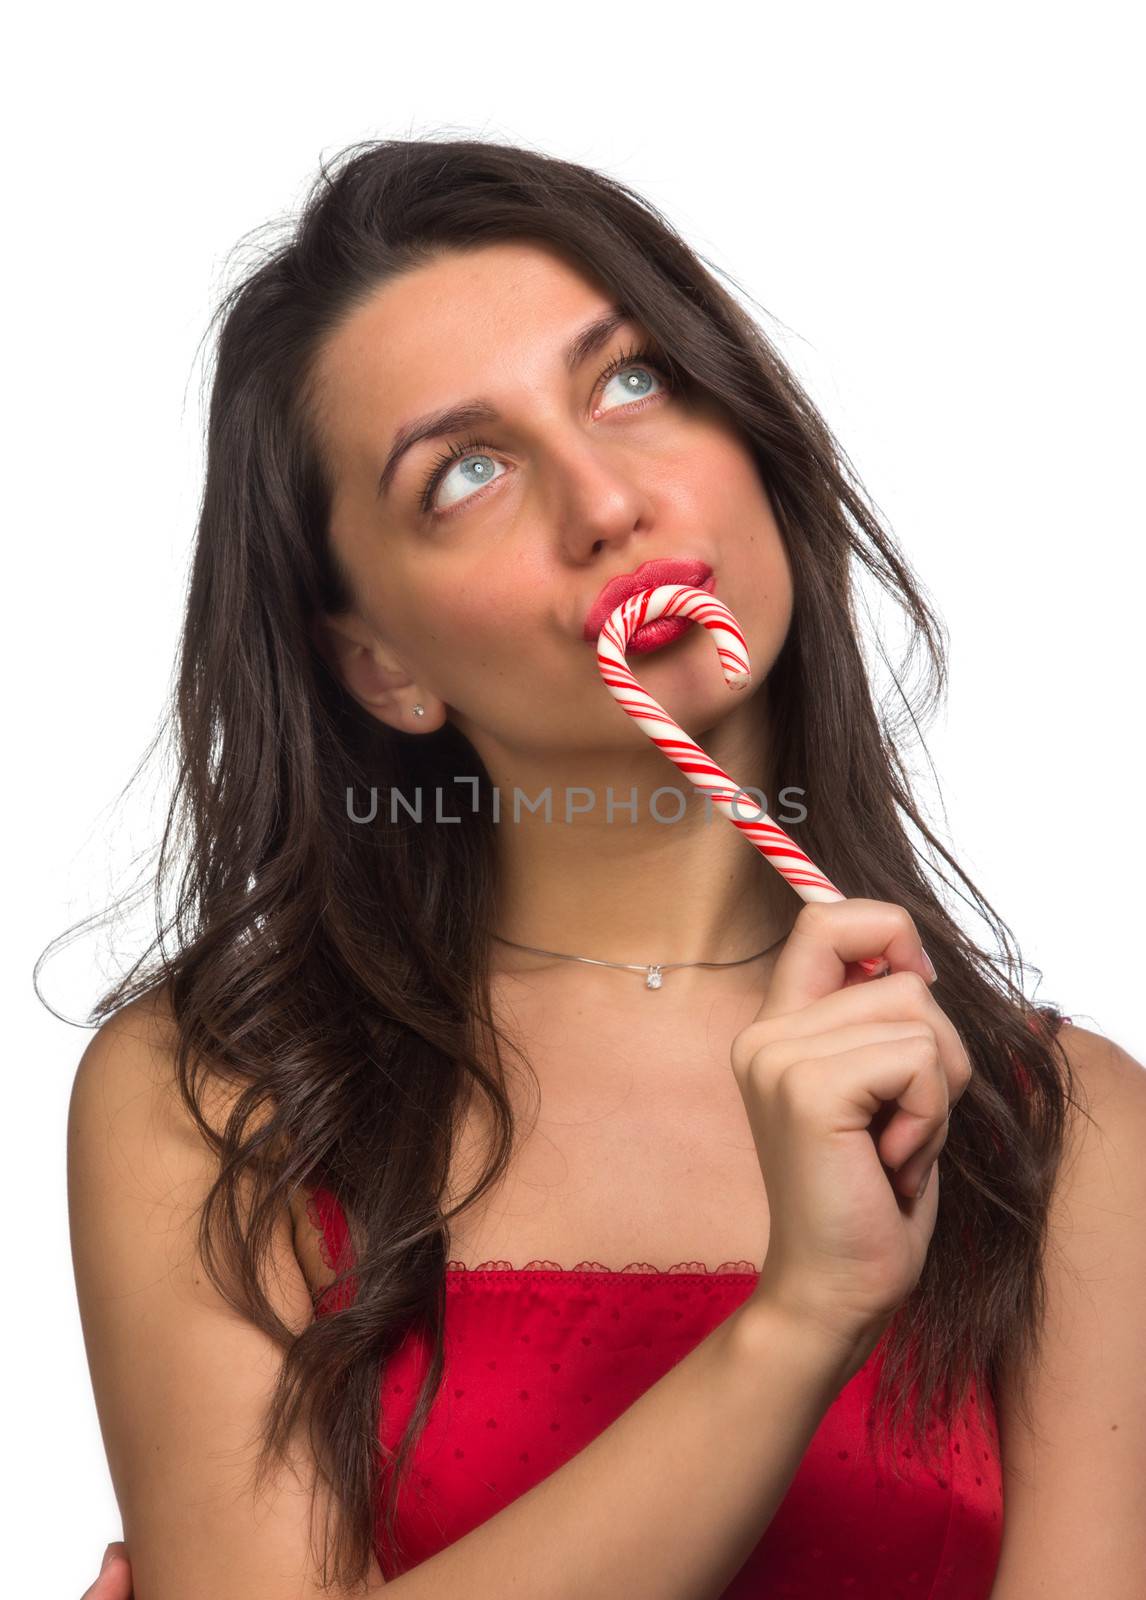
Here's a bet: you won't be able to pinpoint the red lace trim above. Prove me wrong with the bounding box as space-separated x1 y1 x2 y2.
305 1191 347 1274
444 1258 761 1276
307 1177 762 1276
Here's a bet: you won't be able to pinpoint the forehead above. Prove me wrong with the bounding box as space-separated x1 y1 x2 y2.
312 240 614 476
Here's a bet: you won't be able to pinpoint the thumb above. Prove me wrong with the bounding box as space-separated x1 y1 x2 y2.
756 900 931 1020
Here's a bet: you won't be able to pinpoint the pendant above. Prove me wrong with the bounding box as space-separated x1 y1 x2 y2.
645 964 664 990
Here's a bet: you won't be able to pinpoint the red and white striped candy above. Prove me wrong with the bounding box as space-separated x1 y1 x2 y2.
595 583 888 977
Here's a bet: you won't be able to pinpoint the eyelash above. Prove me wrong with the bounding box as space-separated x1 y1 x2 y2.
417 341 673 516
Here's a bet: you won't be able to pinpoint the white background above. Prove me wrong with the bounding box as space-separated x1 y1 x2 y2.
7 2 1141 1591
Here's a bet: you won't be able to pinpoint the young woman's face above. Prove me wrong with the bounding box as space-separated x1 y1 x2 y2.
311 239 794 761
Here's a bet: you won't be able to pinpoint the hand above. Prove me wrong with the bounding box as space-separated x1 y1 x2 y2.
80 1542 132 1600
733 900 971 1376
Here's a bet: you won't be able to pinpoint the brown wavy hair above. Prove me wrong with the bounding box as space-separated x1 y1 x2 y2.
42 134 1088 1585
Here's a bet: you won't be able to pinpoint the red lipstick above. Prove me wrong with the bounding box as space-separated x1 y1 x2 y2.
581 558 715 646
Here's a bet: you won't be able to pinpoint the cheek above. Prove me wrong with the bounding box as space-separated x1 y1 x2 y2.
449 544 553 644
709 450 795 624
407 573 536 688
714 443 775 523
700 444 790 566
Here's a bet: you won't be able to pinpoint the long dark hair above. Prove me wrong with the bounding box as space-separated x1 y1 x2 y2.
44 135 1086 1585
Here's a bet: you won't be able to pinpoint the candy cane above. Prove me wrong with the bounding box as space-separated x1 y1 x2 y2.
596 583 888 979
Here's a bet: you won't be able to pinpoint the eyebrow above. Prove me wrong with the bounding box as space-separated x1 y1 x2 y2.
375 306 633 499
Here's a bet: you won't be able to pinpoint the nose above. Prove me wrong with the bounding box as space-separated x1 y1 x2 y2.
560 473 659 569
548 436 657 565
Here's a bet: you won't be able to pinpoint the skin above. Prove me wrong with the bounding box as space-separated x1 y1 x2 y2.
308 239 799 1004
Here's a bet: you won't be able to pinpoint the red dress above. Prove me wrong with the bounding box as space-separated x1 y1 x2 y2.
308 1010 1070 1596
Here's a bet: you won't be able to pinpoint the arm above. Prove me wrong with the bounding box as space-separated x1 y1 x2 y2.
387 1279 849 1599
68 995 383 1598
990 1023 1146 1598
69 995 860 1600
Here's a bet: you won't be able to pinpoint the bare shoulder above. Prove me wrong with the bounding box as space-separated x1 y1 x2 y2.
68 987 218 1279
991 1018 1146 1597
70 984 256 1157
66 984 317 1419
69 985 340 1306
1049 1018 1146 1186
1056 1016 1146 1101
70 984 175 1105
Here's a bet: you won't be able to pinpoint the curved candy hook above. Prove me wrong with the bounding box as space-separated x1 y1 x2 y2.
595 584 889 979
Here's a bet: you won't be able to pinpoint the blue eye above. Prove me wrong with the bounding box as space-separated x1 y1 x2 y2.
598 361 661 411
424 445 508 516
417 343 672 517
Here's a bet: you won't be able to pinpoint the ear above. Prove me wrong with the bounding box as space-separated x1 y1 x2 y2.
309 613 445 733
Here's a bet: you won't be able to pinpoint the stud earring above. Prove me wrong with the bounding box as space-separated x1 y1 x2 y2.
412 703 425 718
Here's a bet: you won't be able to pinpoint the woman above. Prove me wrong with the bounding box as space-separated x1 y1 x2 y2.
67 137 1144 1598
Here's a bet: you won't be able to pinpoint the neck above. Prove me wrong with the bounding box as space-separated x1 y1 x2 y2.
476 692 797 979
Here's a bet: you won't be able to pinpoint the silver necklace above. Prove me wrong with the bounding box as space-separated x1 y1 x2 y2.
490 931 789 990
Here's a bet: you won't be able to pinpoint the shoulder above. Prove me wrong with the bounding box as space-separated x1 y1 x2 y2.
68 987 201 1223
1040 1018 1146 1325
70 984 176 1107
1054 1014 1144 1085
1052 1017 1146 1163
68 972 284 1222
70 984 233 1158
67 984 315 1331
992 1018 1146 1595
68 985 338 1307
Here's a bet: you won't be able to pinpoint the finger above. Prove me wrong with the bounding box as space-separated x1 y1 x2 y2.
734 1019 947 1173
752 969 973 1112
734 1021 939 1100
779 1035 949 1139
736 1019 936 1065
896 1126 949 1202
81 1546 131 1600
758 900 934 1020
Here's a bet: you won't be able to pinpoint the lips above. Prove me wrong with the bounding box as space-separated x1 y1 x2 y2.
581 559 715 642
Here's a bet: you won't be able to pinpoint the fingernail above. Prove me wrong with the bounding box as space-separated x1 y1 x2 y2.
101 1545 116 1573
921 947 937 984
916 1164 933 1200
